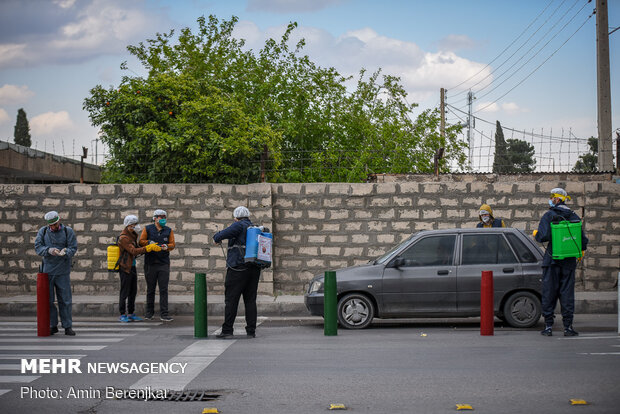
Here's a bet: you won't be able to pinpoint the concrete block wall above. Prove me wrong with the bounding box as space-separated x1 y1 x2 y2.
0 175 618 297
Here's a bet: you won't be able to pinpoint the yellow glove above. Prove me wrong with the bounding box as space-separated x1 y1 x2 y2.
532 230 538 237
145 244 162 253
577 251 585 263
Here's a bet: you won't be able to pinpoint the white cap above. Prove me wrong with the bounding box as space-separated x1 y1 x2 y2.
153 209 167 217
123 215 139 227
233 206 250 218
44 211 60 224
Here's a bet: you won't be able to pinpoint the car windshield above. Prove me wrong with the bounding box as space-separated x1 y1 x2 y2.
373 233 418 265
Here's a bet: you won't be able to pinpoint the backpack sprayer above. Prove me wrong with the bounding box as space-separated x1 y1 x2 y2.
216 225 273 270
550 217 583 260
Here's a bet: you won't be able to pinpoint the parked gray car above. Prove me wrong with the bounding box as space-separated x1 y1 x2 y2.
305 228 543 329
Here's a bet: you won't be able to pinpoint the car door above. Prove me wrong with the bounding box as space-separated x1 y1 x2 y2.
456 232 522 312
382 234 457 315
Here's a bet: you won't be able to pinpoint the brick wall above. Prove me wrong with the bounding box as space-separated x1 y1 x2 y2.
0 175 618 296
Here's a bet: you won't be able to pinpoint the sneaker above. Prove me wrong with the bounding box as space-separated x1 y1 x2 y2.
564 326 579 336
246 333 256 338
65 327 76 336
541 325 552 336
144 315 154 321
50 326 59 335
119 315 130 323
128 314 142 322
160 315 174 322
216 332 234 339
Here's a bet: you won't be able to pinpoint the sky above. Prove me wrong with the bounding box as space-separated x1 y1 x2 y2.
0 0 618 169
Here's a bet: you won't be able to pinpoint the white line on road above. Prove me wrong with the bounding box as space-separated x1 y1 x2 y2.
0 332 136 337
0 389 10 396
0 364 20 370
558 336 620 340
0 376 40 383
0 346 106 351
130 321 264 391
0 327 151 332
578 352 620 355
0 322 161 327
0 338 124 343
0 354 86 359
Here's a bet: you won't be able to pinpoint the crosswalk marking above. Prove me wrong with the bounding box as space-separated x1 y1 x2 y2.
0 345 106 351
0 338 124 343
0 376 41 383
559 335 620 340
130 319 265 392
0 320 160 399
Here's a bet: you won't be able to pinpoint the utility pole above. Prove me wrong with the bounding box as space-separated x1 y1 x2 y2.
467 91 474 168
596 0 613 171
440 88 446 140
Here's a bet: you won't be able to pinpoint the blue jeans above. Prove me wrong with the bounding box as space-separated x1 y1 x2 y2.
49 273 73 328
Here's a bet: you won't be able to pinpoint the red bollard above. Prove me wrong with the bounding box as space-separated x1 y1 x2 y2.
37 273 50 337
480 270 494 336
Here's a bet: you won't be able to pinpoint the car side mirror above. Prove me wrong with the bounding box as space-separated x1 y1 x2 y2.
392 257 406 268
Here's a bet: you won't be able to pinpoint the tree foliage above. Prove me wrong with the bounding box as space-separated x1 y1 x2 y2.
14 108 31 147
572 137 598 173
492 121 536 173
83 15 466 183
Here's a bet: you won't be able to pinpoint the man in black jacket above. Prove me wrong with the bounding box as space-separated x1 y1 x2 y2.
534 188 588 337
213 206 261 339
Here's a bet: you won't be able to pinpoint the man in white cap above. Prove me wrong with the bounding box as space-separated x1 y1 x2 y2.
139 209 175 321
34 211 78 336
213 206 261 338
534 187 588 337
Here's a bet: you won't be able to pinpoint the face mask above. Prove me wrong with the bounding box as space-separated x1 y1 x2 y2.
548 200 555 207
158 218 167 226
481 215 490 223
134 224 142 233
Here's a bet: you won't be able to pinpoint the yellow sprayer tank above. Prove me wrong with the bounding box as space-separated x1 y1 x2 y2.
107 244 120 271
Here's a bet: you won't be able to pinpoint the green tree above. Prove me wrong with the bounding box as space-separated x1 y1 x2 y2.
505 139 536 173
492 120 509 173
573 137 598 172
84 15 467 183
14 108 31 147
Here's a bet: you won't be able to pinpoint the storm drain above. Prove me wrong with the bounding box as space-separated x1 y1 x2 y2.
120 390 221 402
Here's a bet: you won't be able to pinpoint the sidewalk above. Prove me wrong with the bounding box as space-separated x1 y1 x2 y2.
0 294 308 317
0 291 616 317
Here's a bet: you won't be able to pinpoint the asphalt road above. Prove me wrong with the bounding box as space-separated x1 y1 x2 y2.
0 315 618 413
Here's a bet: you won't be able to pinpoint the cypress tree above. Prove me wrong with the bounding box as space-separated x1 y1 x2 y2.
14 108 32 147
492 120 508 173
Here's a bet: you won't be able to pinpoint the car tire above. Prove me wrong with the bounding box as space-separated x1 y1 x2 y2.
337 293 375 329
502 291 541 328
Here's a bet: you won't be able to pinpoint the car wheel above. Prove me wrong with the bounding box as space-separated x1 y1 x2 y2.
502 291 541 328
337 293 375 329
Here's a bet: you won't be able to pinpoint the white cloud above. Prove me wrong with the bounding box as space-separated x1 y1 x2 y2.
475 101 526 115
475 102 499 113
247 0 345 13
0 108 9 125
0 84 35 105
0 0 167 69
438 34 476 51
30 111 74 136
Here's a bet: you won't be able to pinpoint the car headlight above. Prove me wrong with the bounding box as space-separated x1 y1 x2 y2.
309 278 323 294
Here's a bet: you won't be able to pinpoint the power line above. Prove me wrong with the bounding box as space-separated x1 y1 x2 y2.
447 0 558 92
474 9 594 113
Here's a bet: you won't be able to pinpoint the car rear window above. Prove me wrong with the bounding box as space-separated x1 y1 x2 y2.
506 233 538 263
462 234 518 265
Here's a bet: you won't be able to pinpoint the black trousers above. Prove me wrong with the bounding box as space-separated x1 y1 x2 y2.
145 263 170 317
541 263 576 328
222 266 261 335
119 266 138 315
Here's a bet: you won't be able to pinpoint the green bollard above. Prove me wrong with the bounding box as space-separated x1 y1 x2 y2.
194 273 208 338
324 271 337 336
